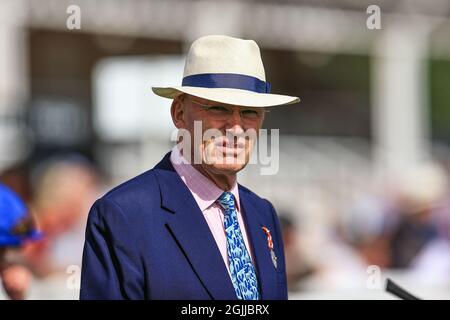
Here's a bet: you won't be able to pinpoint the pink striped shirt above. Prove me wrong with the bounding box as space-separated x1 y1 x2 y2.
170 145 255 277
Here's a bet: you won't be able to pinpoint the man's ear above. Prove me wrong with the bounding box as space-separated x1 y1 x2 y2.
170 95 186 129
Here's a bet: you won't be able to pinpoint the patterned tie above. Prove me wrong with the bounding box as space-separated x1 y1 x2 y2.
216 192 260 300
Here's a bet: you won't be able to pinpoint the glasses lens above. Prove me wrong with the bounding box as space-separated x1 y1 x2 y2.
207 106 231 115
241 109 262 119
192 99 264 121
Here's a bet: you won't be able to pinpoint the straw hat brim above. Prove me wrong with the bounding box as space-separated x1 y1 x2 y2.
152 86 300 107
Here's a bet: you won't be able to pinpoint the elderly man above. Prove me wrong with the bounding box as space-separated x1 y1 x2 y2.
80 35 299 300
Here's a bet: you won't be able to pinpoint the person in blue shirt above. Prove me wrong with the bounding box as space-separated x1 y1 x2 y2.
0 183 42 299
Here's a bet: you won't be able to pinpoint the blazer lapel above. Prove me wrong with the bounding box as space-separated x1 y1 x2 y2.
153 153 237 300
239 187 279 300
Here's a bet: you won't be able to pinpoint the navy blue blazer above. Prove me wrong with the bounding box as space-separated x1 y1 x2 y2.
80 152 287 300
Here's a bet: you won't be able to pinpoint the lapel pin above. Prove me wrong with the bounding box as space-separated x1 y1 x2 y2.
262 226 277 269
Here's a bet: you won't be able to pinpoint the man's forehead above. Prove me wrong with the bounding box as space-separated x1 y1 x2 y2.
182 94 254 109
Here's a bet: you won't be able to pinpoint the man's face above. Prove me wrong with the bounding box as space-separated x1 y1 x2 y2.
173 94 266 175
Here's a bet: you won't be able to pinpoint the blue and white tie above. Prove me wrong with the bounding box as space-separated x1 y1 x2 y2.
216 192 260 300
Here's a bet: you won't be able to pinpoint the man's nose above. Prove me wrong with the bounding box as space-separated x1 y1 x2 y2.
227 109 244 130
223 111 245 137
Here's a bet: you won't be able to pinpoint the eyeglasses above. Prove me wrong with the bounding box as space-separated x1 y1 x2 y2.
189 99 268 121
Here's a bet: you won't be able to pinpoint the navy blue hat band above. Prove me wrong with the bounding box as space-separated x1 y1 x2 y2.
182 73 271 94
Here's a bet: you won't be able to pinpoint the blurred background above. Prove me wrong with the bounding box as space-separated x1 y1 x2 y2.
1 0 450 299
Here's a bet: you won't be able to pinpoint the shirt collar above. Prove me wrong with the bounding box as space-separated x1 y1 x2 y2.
170 145 240 212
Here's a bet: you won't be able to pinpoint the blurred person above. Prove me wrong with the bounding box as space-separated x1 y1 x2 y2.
81 35 300 300
0 183 42 299
408 173 450 286
389 163 448 268
23 156 100 277
291 196 389 293
389 208 439 268
340 192 393 268
278 214 315 292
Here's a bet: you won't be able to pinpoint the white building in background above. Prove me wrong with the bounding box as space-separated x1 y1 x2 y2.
92 56 184 179
0 0 30 169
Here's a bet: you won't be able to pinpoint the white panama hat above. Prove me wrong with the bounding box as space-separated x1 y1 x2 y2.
152 35 300 107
